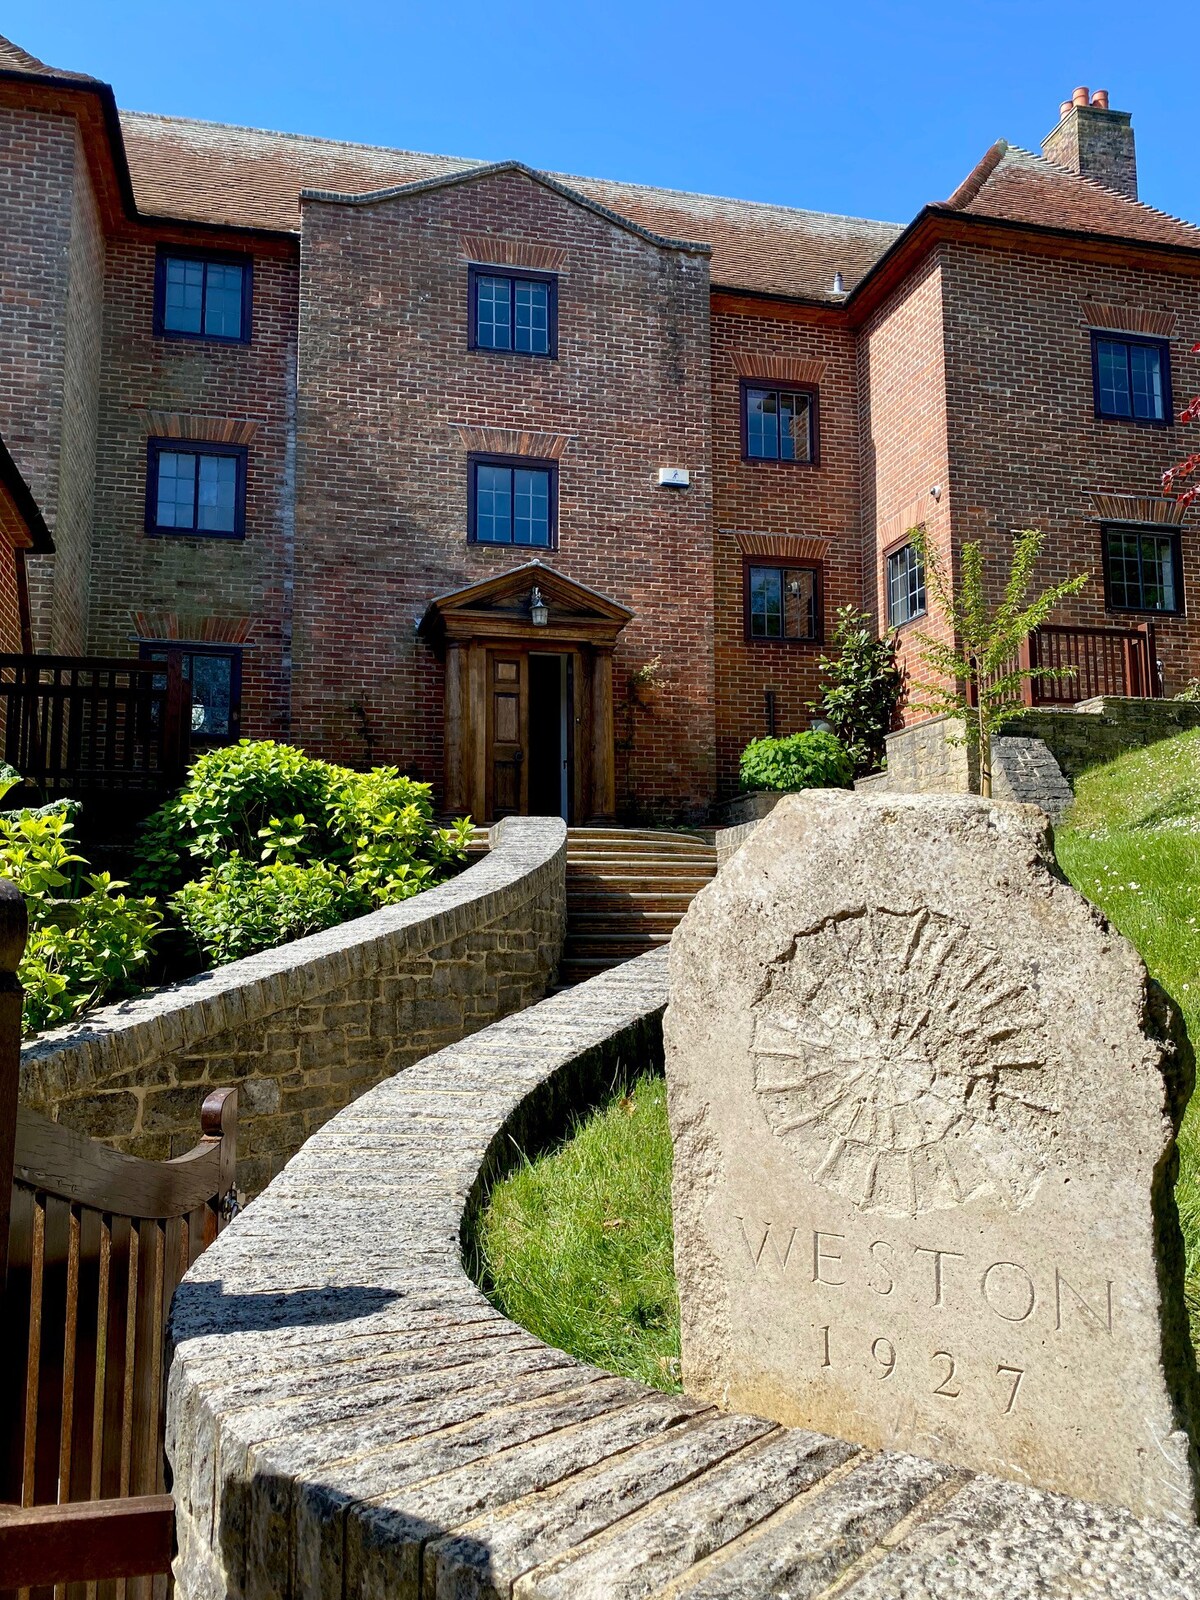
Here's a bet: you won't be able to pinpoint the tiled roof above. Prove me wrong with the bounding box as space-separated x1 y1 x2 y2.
118 111 903 299
943 141 1200 252
0 33 98 83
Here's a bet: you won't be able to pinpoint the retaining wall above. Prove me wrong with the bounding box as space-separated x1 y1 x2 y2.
19 816 567 1194
166 949 1200 1598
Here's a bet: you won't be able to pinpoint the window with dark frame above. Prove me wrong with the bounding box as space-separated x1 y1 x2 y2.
469 266 557 357
1101 524 1183 614
742 383 817 463
154 251 252 343
145 440 247 539
1091 332 1171 425
468 456 557 548
886 542 926 627
746 563 820 641
139 643 242 744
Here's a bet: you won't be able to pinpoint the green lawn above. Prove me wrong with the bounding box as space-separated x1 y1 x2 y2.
476 732 1200 1377
1053 728 1200 1340
473 1072 681 1390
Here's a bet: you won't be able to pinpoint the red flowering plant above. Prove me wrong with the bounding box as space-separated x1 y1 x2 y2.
1162 343 1200 510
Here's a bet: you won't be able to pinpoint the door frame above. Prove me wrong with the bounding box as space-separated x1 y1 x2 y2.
420 563 632 825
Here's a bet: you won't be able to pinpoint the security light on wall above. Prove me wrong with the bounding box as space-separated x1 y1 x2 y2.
529 586 549 627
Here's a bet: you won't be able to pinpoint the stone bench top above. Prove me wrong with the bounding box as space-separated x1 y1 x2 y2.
167 948 1200 1600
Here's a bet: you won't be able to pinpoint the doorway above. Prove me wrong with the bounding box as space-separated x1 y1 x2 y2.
528 653 571 820
485 649 572 821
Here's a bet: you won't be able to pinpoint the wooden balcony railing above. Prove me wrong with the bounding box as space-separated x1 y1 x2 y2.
967 622 1161 709
1025 621 1160 705
0 654 192 798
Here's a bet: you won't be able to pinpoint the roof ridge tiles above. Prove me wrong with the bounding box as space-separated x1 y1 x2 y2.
118 107 481 168
1001 143 1200 240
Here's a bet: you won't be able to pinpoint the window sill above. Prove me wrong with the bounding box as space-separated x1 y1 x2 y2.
1092 410 1172 430
145 527 247 542
740 455 820 469
467 345 557 361
154 329 251 347
744 635 823 647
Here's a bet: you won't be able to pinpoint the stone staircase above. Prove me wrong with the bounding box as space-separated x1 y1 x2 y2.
557 827 718 987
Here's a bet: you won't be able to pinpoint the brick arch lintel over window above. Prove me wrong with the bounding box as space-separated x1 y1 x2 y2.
129 611 254 645
730 352 827 386
731 531 832 562
1079 302 1178 339
877 493 941 551
459 235 569 274
451 426 573 460
1090 493 1188 526
135 410 260 446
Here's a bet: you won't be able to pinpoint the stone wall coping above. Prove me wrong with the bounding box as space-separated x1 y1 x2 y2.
167 944 1200 1599
20 816 566 1107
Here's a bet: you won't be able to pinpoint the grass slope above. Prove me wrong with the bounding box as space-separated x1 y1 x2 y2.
1054 728 1200 1335
474 1073 681 1390
477 733 1200 1378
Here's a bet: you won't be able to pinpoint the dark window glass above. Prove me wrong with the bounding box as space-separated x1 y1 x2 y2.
1093 335 1168 423
472 270 554 356
744 386 815 461
142 646 241 744
886 543 926 627
470 460 555 547
748 565 818 640
1103 526 1181 613
159 255 249 341
147 443 245 538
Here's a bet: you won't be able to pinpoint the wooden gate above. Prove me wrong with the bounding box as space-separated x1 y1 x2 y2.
0 882 237 1596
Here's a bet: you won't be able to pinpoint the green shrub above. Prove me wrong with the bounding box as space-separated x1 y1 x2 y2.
812 606 903 776
134 740 472 965
170 858 362 966
0 795 160 1036
738 730 854 794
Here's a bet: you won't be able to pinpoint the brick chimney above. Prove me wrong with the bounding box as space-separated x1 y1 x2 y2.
1041 87 1137 199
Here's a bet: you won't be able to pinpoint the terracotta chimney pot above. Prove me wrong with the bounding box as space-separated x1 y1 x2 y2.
1072 86 1090 107
1059 100 1073 119
1091 89 1110 109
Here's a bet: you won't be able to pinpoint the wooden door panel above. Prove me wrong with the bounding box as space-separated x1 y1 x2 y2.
486 653 527 820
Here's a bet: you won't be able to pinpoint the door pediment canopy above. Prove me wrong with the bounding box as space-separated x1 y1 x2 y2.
418 560 633 649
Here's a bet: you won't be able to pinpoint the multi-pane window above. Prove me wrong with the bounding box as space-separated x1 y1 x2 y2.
145 442 246 538
1102 525 1182 614
155 252 251 342
1091 333 1171 424
886 542 927 627
743 384 817 463
469 458 557 547
746 564 819 641
141 644 241 744
470 267 557 356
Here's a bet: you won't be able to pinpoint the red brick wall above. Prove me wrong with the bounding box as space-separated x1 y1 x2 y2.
87 237 298 739
292 168 715 820
711 307 860 793
939 241 1200 694
857 249 955 710
0 105 101 652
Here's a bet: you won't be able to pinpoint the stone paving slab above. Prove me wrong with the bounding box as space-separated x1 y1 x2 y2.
167 945 1200 1600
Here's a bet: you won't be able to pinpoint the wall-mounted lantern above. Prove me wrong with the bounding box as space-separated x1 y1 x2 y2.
529 586 549 627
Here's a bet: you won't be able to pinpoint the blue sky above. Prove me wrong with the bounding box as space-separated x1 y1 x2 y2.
9 1 1196 226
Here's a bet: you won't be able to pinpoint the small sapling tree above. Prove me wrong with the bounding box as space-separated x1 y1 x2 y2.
1162 342 1200 509
908 526 1088 798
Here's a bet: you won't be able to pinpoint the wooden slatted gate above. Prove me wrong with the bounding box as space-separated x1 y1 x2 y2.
0 882 237 1597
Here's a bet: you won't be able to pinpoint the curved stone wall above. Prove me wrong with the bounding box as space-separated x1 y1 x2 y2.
20 816 566 1193
166 948 1200 1599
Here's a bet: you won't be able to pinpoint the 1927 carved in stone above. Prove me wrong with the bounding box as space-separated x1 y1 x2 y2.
665 791 1200 1523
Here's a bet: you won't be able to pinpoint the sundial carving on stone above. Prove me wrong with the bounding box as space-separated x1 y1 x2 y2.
749 906 1057 1216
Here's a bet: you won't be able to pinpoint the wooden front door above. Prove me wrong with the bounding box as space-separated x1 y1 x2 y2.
486 651 527 818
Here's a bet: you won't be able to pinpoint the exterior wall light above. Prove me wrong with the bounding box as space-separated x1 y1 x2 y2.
529 586 549 627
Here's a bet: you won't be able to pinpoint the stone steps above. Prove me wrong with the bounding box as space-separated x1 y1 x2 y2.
557 827 717 986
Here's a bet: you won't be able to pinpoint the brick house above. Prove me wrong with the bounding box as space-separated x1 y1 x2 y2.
1 36 1197 821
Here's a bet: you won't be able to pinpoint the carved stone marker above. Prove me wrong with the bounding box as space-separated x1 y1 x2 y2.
665 791 1200 1523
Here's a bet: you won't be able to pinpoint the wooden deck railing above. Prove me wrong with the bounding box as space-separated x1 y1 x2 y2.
0 880 237 1596
0 655 192 799
966 622 1161 709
